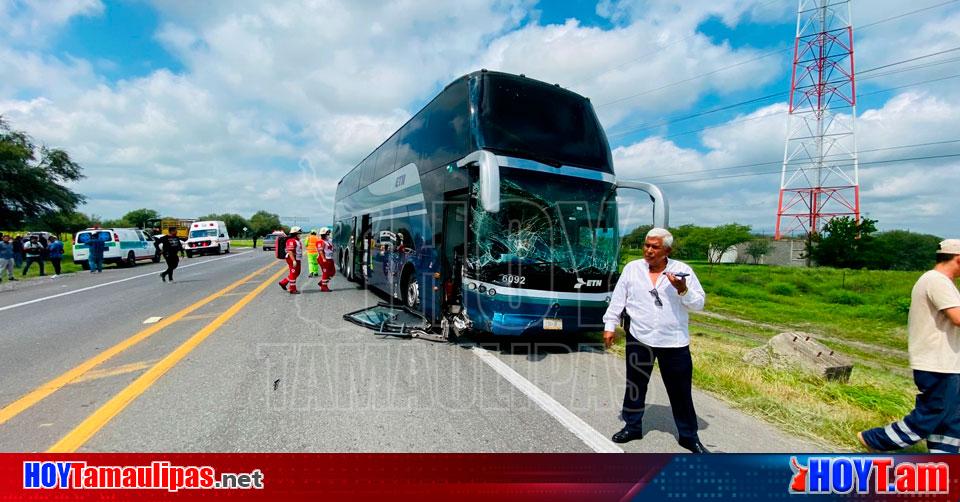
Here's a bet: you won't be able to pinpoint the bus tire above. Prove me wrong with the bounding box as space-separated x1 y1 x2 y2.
402 266 419 310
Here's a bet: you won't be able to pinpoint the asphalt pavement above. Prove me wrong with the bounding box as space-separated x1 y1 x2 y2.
0 249 823 453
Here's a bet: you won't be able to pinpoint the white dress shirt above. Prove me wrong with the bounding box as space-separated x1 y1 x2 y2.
602 258 706 347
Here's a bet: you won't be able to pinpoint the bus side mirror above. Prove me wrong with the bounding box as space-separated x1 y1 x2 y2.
616 181 669 229
458 150 500 213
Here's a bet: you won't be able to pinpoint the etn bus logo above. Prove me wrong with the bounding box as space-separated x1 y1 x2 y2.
789 456 949 495
394 174 406 188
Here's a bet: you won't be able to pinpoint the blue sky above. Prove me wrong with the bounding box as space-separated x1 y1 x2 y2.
2 0 959 236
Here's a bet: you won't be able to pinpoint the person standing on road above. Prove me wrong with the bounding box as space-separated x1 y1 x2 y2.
602 227 709 454
12 235 24 268
305 230 320 278
88 231 105 273
158 226 184 283
47 234 64 277
279 226 303 294
21 235 45 277
859 239 960 454
253 234 258 250
318 227 336 292
0 234 17 282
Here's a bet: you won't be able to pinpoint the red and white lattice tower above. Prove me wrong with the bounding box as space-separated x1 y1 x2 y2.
775 0 860 239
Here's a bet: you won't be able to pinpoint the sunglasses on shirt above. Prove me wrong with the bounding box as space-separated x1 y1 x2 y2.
649 288 663 307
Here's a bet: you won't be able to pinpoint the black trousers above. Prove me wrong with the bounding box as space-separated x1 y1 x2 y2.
163 255 179 280
22 256 44 275
50 257 61 275
622 338 699 442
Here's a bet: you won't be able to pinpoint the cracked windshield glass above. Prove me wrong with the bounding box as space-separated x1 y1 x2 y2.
468 170 618 284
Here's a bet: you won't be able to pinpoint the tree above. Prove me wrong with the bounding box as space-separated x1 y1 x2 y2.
0 117 85 228
620 224 652 250
745 239 772 264
671 224 711 260
196 213 249 238
27 210 92 238
248 210 282 237
121 208 159 229
808 216 878 268
704 223 752 263
861 230 941 271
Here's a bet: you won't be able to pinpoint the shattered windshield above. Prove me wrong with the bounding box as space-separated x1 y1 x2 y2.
468 170 618 279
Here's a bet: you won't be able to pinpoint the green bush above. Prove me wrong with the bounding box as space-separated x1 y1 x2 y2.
767 282 799 296
826 290 865 305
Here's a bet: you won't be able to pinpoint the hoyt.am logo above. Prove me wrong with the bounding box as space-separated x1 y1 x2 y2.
789 456 949 495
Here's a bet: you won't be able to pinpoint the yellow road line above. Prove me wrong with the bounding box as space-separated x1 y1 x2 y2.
71 361 156 384
48 267 287 453
0 262 275 426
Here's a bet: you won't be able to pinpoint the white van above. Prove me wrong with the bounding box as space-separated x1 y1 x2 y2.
185 220 231 257
73 228 158 269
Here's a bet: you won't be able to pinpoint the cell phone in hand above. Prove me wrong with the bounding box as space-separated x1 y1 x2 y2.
672 272 690 278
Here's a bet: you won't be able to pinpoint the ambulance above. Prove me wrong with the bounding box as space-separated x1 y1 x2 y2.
184 220 231 257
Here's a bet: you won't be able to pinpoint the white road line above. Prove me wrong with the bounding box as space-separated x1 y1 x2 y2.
0 251 252 313
142 317 163 324
469 345 623 454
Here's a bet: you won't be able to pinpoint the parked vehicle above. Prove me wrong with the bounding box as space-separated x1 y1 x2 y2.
262 232 283 251
73 228 158 269
144 217 196 241
185 221 231 258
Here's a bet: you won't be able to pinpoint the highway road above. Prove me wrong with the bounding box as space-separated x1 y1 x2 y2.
0 249 821 453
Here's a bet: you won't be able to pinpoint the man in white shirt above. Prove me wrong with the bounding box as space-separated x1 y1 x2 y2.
859 239 960 453
602 228 708 453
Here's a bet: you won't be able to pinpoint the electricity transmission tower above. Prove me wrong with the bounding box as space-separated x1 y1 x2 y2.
775 0 860 239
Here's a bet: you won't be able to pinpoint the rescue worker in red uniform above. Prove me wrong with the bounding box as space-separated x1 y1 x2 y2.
317 227 336 292
279 226 303 294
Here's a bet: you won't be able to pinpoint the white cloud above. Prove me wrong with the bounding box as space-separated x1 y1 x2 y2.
1 0 958 236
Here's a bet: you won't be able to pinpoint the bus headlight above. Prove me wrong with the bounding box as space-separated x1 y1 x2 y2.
467 282 477 290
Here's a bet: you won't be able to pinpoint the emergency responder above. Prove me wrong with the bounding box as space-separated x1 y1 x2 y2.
158 226 184 282
279 226 303 294
317 227 336 292
305 230 320 277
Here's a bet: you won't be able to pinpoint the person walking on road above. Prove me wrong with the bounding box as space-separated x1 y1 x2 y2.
0 234 17 282
21 235 45 277
279 226 303 294
158 226 184 283
252 234 258 250
47 234 64 277
318 227 336 292
602 227 710 454
88 231 105 273
859 239 960 454
305 230 320 278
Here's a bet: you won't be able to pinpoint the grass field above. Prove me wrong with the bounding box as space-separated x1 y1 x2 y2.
598 255 930 451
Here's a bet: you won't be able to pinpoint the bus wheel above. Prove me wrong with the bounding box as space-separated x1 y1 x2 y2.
403 269 419 309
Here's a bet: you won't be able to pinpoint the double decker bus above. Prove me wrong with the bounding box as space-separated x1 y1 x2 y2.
333 70 666 337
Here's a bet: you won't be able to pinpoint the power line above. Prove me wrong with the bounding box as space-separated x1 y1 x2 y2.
593 1 959 111
652 152 960 185
653 71 960 141
640 138 960 181
604 52 960 140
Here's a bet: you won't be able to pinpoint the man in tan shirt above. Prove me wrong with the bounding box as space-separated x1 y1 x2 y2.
859 239 960 453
